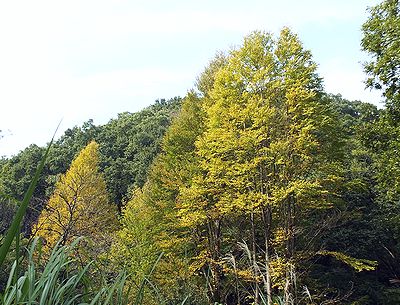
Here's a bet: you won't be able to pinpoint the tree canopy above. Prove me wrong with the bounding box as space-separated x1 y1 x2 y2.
34 141 118 251
362 0 400 112
2 4 400 303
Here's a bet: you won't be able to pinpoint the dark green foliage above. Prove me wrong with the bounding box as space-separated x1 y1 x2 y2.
361 0 400 113
2 9 400 302
307 94 400 304
99 98 181 209
355 6 400 296
0 141 53 293
0 145 48 201
355 110 400 303
46 119 101 194
0 98 181 236
0 202 15 236
0 145 50 236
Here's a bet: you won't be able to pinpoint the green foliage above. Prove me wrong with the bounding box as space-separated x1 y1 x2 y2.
46 119 101 196
114 29 382 304
110 188 158 286
99 98 181 208
0 238 132 305
0 145 50 235
0 98 181 238
3 17 400 304
360 6 400 298
0 137 53 295
177 28 346 303
0 200 15 236
362 0 400 112
0 136 160 305
0 144 48 201
318 251 378 272
315 93 400 304
0 139 52 269
111 93 208 304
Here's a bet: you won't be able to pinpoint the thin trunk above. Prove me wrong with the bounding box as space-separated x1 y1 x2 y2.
284 275 291 305
262 207 272 305
233 256 241 305
208 218 222 303
251 210 259 304
260 137 272 305
284 194 296 305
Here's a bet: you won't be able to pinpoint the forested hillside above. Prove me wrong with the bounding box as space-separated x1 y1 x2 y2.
0 97 181 236
1 0 399 304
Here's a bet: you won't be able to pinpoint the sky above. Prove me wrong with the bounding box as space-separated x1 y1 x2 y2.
0 0 382 157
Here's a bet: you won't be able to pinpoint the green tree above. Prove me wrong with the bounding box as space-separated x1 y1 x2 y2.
0 99 181 237
302 94 387 304
359 2 400 301
0 145 50 236
0 145 47 202
46 119 101 193
361 0 400 219
98 98 181 210
110 92 208 304
362 0 400 113
108 188 159 300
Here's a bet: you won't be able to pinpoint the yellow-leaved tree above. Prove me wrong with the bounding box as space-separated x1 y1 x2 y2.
34 141 118 254
178 29 344 304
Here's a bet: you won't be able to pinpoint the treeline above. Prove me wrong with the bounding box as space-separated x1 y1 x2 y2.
1 0 400 304
107 28 399 304
0 97 181 236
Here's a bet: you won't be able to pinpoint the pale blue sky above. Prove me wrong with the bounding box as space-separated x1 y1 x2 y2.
0 0 381 157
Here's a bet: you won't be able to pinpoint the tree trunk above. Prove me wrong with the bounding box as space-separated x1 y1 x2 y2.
284 194 296 305
262 207 272 305
207 218 223 303
251 210 260 304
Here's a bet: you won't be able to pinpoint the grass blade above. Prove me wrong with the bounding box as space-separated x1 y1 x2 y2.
0 127 57 268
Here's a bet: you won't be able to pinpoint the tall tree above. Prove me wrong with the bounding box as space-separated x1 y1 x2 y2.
360 2 400 301
33 141 118 252
110 92 209 304
178 29 345 304
362 0 400 114
361 0 400 205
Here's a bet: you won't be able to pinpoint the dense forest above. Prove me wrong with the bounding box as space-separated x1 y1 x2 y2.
1 0 400 304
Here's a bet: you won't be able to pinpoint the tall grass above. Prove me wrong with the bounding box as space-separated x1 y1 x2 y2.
0 237 133 305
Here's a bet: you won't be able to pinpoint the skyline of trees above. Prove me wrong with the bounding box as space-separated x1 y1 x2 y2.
1 0 399 303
